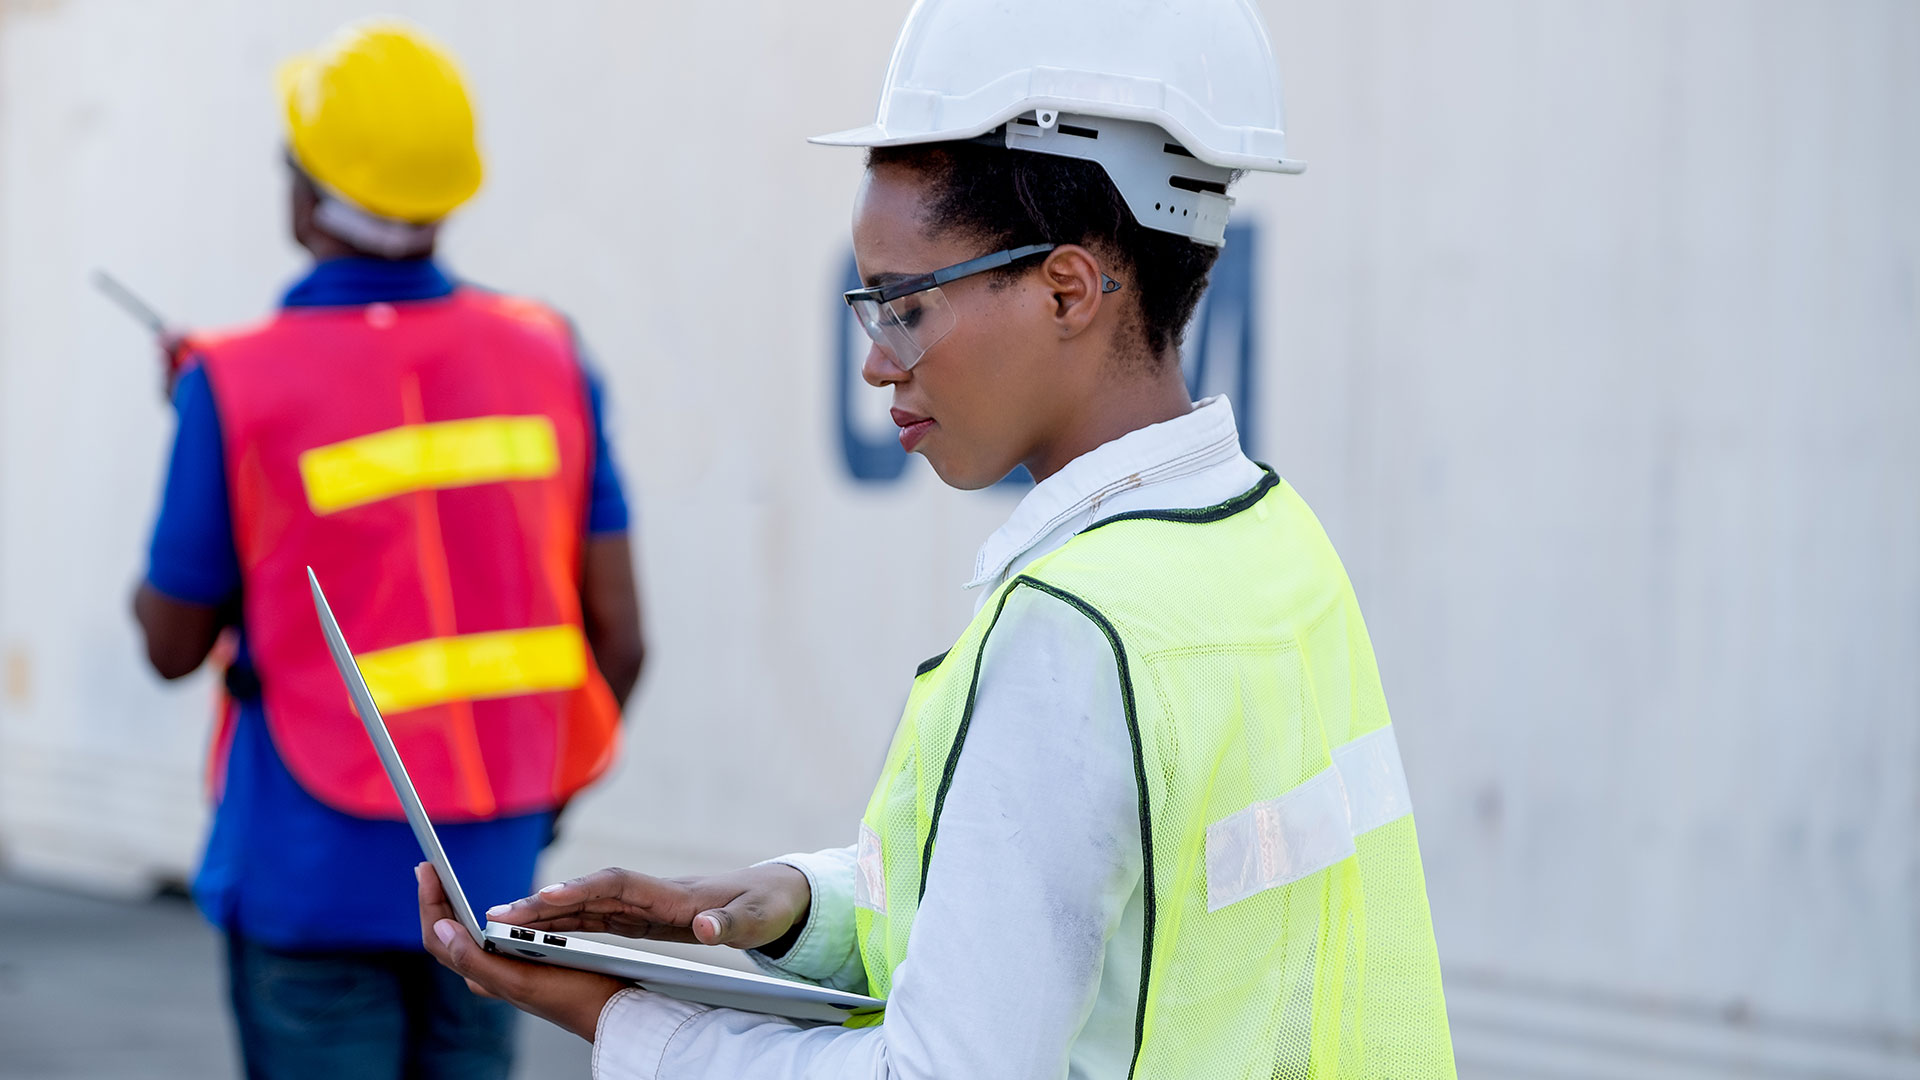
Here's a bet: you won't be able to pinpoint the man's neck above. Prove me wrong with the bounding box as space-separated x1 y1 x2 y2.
301 236 435 264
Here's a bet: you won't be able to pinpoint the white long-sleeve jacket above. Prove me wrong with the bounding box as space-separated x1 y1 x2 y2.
593 397 1265 1079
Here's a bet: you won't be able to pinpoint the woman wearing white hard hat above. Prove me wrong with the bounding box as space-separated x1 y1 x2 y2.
420 1 1457 1076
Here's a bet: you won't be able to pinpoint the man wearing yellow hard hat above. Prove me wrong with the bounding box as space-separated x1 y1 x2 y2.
131 18 644 1078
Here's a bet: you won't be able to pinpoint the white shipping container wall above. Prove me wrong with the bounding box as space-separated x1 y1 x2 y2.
0 2 1914 1076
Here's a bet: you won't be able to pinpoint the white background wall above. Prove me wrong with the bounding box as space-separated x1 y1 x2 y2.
1 2 1915 1076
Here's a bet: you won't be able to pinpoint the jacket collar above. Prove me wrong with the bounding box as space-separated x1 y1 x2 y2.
966 395 1247 590
281 256 455 309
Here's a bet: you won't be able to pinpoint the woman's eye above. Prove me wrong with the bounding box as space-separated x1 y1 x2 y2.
887 298 925 329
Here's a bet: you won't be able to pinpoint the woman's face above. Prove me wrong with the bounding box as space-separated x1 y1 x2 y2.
852 165 1069 490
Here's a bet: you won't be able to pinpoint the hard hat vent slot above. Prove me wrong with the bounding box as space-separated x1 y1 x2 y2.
1168 175 1229 196
1012 114 1097 140
985 111 1235 245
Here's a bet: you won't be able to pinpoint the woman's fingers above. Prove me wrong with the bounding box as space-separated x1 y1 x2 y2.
692 889 785 948
417 861 446 905
692 863 811 948
419 866 506 987
508 915 588 932
417 863 460 941
485 867 712 939
692 909 731 945
489 867 671 921
417 862 627 1042
496 913 697 941
425 913 624 1042
480 864 805 949
432 917 529 998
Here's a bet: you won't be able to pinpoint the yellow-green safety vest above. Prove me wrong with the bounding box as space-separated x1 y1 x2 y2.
851 469 1456 1078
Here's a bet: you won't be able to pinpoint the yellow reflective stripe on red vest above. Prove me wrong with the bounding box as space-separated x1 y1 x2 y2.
355 625 586 715
298 416 560 515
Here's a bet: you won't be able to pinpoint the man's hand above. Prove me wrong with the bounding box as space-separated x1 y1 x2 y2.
487 863 812 952
132 584 223 680
417 863 626 1042
159 330 192 403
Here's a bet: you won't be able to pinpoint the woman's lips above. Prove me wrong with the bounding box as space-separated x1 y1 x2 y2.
891 408 936 452
897 418 936 452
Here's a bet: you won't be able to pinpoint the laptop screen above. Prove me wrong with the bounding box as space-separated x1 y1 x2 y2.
307 567 486 943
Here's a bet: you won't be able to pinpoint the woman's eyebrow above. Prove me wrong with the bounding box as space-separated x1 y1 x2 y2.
863 270 916 288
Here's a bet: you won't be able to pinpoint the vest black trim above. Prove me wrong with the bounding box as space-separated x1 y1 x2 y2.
914 651 950 678
1078 463 1279 534
916 477 1280 1077
1011 579 1155 1080
920 585 1022 897
919 576 1156 1080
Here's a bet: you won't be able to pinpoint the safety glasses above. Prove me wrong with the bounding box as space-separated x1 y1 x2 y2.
842 243 1056 369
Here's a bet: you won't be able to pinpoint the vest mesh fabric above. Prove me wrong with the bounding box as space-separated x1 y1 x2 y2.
853 472 1456 1078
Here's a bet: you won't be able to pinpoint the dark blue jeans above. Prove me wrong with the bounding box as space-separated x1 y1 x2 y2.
226 932 516 1080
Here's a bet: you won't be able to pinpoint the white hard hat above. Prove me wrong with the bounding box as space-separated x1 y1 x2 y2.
811 0 1304 247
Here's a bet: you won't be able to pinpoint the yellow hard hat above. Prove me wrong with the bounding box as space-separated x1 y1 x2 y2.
278 19 483 224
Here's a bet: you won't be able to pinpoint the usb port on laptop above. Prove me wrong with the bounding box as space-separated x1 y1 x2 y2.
543 934 568 947
509 927 535 942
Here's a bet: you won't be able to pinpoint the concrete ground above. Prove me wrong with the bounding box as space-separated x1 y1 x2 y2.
0 876 591 1079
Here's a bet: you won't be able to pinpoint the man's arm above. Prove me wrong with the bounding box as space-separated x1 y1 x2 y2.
134 365 241 681
132 584 223 679
583 534 644 709
578 363 644 709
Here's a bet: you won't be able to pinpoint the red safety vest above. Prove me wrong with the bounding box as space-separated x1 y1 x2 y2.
196 287 621 822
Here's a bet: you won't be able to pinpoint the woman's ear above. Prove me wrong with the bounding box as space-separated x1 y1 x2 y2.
1041 245 1109 339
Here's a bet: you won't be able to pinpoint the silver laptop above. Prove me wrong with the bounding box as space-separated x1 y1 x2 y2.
307 568 884 1023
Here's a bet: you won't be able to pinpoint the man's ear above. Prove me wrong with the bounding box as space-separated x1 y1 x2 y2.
1040 244 1109 339
290 175 321 249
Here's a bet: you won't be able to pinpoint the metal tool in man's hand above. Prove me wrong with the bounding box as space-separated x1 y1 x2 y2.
92 269 170 337
93 268 196 391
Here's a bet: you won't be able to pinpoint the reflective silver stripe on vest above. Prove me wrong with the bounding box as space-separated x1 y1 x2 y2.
854 821 887 914
1332 723 1414 834
1204 724 1414 912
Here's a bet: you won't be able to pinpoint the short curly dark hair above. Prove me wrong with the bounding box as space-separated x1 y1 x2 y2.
867 141 1220 364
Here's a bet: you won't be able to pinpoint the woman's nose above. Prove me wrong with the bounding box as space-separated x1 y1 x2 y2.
861 341 907 388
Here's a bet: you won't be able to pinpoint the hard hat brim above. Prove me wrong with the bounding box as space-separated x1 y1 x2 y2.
276 54 312 102
809 115 1304 175
807 124 893 148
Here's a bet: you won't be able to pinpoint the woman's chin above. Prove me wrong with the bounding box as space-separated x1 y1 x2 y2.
924 452 1009 492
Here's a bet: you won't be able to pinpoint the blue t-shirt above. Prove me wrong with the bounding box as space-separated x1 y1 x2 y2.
148 257 629 950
